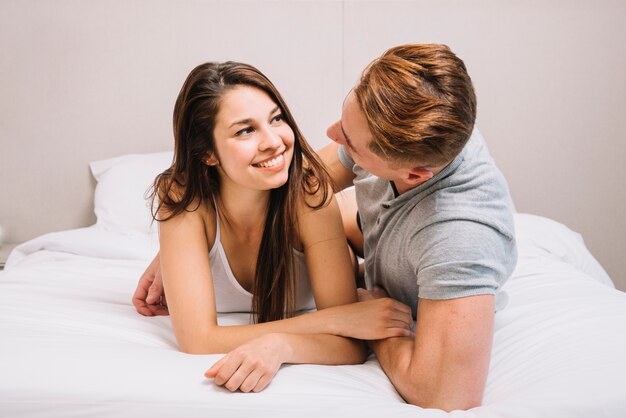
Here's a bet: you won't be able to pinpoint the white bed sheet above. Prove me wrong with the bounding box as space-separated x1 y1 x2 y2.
1 214 625 417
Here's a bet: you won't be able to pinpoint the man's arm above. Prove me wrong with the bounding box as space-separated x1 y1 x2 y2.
362 290 495 411
317 142 355 192
132 252 168 316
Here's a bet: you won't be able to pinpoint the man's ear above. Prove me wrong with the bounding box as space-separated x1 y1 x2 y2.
203 153 219 166
405 167 433 185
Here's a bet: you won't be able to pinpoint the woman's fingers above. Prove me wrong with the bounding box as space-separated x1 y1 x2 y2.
253 373 274 392
386 326 415 338
239 369 264 393
374 298 412 326
212 361 275 393
326 297 415 340
366 298 414 339
223 361 256 392
206 355 279 393
387 298 413 316
210 356 242 386
204 356 227 378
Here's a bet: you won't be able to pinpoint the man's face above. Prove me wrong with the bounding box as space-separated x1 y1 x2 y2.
326 91 405 182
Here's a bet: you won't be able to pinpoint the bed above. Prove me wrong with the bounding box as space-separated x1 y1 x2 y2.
1 152 625 417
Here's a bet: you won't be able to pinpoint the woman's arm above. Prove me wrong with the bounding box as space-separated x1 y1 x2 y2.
160 201 411 355
204 192 367 392
297 190 359 308
159 206 333 353
204 332 362 392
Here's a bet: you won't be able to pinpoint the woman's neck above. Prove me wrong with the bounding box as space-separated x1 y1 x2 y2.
216 184 270 233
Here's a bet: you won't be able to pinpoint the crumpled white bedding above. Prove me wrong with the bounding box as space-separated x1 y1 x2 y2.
1 214 625 417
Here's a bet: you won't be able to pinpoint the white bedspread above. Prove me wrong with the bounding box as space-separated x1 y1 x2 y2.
1 214 625 417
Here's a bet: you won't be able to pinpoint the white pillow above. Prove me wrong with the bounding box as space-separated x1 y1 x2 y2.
90 151 173 234
514 213 614 287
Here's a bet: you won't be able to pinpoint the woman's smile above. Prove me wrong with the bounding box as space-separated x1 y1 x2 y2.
252 152 286 170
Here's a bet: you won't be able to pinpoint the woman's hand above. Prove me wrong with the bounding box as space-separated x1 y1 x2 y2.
357 285 390 302
321 292 414 340
204 333 290 393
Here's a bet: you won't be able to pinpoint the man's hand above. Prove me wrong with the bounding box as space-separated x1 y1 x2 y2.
132 253 168 316
321 295 413 340
204 333 289 393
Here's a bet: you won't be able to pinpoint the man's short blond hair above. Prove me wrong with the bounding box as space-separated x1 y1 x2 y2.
354 44 477 167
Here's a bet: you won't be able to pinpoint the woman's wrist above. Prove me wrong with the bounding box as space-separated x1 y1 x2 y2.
268 332 295 363
310 306 341 336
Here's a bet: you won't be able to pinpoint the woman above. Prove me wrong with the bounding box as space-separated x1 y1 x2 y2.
144 61 413 393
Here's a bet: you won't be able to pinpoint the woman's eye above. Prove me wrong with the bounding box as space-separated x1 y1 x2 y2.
271 114 284 124
235 127 254 136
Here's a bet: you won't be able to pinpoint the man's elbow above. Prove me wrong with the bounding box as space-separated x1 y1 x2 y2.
398 373 484 411
404 391 483 412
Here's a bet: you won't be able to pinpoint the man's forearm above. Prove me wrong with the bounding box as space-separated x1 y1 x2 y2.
371 335 487 411
363 295 493 411
373 336 476 411
369 336 422 405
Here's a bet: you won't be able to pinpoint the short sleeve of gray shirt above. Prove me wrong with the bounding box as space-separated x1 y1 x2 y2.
337 129 517 314
412 220 515 301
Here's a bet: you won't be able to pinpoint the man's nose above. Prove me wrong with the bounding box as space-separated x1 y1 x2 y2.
326 120 344 144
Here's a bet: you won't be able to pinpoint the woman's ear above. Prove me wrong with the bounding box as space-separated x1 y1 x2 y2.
203 154 219 166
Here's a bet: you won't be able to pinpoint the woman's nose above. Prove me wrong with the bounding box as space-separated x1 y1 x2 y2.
258 127 282 150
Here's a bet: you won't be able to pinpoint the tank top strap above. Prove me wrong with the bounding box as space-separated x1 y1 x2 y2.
213 199 221 241
209 198 221 255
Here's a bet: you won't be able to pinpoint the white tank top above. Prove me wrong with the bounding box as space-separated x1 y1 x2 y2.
209 207 316 313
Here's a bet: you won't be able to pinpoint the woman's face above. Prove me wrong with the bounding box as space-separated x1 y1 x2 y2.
210 86 295 192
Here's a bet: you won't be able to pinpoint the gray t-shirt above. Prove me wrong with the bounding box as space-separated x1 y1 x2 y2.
339 128 517 317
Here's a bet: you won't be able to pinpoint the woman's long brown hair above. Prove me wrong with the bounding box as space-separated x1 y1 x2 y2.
150 62 331 323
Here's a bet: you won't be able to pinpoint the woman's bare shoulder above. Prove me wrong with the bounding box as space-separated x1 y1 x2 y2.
157 182 218 247
296 182 340 234
297 180 334 213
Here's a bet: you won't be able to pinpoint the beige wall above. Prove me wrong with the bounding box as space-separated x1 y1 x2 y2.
1 0 625 290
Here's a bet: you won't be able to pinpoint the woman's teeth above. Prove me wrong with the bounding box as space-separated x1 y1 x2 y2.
254 154 283 168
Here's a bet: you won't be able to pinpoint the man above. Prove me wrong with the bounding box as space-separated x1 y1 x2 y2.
134 44 516 411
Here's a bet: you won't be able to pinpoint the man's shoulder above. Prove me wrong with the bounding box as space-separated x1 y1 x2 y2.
405 127 516 240
414 215 515 244
399 186 515 241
